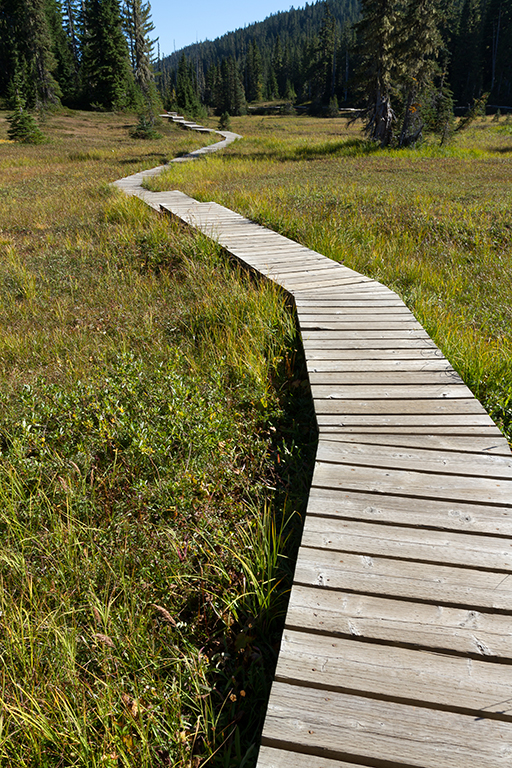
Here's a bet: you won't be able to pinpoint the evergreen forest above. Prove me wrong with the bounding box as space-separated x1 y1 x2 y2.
159 0 512 131
0 0 511 137
0 0 159 112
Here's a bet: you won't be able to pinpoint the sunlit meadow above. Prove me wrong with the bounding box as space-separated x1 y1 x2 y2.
0 110 316 767
147 113 512 442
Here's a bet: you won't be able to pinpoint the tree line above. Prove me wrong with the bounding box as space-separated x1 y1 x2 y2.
159 0 512 129
1 0 510 145
0 0 158 112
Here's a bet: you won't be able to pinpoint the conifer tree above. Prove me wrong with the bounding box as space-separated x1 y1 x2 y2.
354 0 397 145
245 39 263 101
217 57 246 115
483 0 512 102
395 0 443 146
0 0 61 108
123 0 156 103
46 0 78 104
81 0 134 109
7 63 46 142
315 4 338 103
450 0 483 105
176 53 201 114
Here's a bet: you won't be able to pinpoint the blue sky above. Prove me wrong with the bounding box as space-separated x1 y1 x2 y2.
150 0 301 58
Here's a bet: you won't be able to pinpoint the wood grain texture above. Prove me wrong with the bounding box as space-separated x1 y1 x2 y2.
275 630 512 714
311 459 512 504
257 746 374 768
305 487 512 535
294 545 512 608
315 438 512 477
319 432 512 455
261 682 512 767
285 584 512 657
300 516 512 568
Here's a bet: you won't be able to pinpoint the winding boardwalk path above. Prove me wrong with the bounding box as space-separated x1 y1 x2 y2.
115 118 512 768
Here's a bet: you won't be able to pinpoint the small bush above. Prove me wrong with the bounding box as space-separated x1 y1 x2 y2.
326 95 339 117
218 111 232 131
7 107 46 144
130 114 162 140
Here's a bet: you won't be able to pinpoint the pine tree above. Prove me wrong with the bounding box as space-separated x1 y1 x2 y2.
450 0 483 105
354 0 398 145
245 39 263 102
7 63 46 142
395 0 443 146
217 56 246 115
81 0 134 110
483 0 512 103
123 0 156 103
45 0 78 104
315 3 338 104
0 0 61 108
176 53 201 114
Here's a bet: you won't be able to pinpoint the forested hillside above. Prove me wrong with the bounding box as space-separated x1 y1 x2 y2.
158 0 512 116
0 0 158 111
0 0 510 139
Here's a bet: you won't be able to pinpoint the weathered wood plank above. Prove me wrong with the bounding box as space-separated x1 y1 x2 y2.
314 398 486 414
305 348 446 360
320 432 511 455
302 319 425 330
311 459 512 504
297 306 412 315
301 517 512 569
315 413 497 427
299 285 395 297
261 682 512 767
303 329 431 339
318 424 503 435
280 274 371 287
303 338 437 349
305 487 512 535
281 276 381 291
295 297 406 305
294 546 512 609
285 584 512 657
309 369 459 382
308 359 454 371
315 438 512 477
312 383 472 399
257 746 372 768
276 630 512 714
264 263 363 277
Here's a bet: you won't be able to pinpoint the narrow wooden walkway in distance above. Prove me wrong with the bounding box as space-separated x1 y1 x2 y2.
114 134 512 768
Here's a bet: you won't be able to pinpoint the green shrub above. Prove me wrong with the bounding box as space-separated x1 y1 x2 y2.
130 114 162 139
218 111 232 131
7 106 46 144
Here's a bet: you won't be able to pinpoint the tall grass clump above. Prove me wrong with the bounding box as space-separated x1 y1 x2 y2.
0 110 317 766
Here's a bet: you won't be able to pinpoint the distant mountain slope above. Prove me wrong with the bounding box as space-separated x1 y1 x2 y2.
161 0 360 72
157 0 512 116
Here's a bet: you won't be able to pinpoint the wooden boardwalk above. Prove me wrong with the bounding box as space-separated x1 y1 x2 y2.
115 131 512 768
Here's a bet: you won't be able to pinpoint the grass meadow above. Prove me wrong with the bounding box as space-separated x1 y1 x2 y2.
0 110 316 766
148 113 512 443
0 106 511 768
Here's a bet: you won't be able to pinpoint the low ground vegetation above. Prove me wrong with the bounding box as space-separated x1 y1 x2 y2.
0 110 316 766
1 105 511 767
147 113 512 444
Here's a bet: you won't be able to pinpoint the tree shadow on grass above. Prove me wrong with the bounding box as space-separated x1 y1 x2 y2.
492 145 512 153
224 137 381 165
